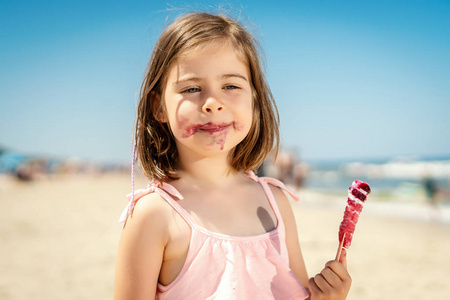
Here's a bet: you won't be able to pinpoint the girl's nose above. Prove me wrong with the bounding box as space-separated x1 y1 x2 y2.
202 97 224 113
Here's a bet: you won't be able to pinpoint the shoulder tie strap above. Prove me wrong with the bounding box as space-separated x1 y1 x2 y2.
119 181 184 223
245 171 300 202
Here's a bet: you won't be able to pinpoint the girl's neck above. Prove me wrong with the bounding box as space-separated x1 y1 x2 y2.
176 154 240 188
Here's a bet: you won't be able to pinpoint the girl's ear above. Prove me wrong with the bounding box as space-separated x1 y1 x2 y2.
151 92 168 123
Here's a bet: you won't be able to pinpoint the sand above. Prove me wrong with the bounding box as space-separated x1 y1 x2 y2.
1 173 449 299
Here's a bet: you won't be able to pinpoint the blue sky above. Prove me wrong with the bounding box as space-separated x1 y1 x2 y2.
1 0 449 163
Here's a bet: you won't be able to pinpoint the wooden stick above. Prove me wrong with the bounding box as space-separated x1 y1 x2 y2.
335 232 346 261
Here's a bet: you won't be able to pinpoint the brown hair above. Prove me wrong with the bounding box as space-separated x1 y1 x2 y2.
135 12 279 181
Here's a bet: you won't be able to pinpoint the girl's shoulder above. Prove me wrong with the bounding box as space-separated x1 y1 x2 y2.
255 175 299 217
122 191 173 243
131 192 172 219
267 184 292 216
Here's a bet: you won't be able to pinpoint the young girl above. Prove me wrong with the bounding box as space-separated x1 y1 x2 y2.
114 12 351 300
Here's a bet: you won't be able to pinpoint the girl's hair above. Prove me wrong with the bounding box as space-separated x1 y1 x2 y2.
135 11 280 181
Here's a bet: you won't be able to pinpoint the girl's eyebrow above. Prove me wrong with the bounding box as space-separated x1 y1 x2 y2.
173 73 248 85
222 73 248 82
173 76 202 85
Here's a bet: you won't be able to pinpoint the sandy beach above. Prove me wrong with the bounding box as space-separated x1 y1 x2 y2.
1 173 449 299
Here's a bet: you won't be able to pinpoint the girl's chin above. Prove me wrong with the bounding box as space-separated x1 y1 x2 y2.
178 139 242 154
177 132 246 153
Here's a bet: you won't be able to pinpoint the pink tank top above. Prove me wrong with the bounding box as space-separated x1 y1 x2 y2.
119 172 309 300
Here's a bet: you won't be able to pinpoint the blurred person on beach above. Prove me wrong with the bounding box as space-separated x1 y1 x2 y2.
114 11 351 300
294 161 309 190
274 150 295 184
422 174 441 221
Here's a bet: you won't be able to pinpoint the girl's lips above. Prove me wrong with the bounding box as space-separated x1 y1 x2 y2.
179 120 245 150
183 122 235 137
197 122 230 132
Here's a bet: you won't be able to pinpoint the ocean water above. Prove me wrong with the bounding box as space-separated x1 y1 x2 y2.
304 174 449 193
303 155 450 193
298 156 450 225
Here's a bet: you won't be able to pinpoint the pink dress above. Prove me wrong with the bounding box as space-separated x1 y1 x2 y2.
119 172 309 300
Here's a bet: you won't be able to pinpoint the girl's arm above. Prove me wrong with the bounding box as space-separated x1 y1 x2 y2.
272 187 352 300
271 186 310 287
114 193 169 300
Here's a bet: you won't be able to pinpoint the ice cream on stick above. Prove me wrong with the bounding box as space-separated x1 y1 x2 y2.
335 180 371 261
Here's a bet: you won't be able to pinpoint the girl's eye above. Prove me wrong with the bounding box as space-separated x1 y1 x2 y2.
224 85 240 90
182 87 201 94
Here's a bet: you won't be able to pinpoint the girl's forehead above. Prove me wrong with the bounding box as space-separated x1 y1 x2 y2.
178 39 247 64
167 47 250 85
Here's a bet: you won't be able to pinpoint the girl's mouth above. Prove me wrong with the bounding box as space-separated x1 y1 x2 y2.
183 122 234 137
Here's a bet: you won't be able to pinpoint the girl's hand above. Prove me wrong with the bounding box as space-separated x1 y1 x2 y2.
307 250 352 300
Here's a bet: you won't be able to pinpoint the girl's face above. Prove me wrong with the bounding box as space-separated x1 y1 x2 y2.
162 41 253 158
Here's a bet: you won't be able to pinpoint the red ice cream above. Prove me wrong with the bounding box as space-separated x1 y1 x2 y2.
338 180 371 249
181 121 242 150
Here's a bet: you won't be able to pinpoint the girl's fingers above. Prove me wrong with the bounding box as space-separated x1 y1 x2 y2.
320 267 342 288
325 260 352 288
308 253 352 299
339 248 348 268
309 270 351 299
307 276 323 296
310 273 333 295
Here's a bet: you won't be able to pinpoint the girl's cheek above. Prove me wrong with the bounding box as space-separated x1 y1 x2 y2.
166 101 190 122
176 116 190 133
